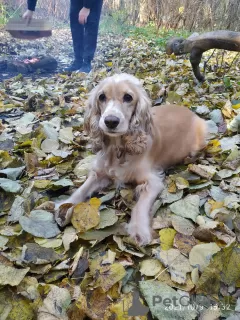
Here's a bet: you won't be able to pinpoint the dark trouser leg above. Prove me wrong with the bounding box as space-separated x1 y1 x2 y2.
83 0 103 64
70 0 84 63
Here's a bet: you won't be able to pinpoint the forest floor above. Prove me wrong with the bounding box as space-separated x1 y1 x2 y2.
0 27 240 319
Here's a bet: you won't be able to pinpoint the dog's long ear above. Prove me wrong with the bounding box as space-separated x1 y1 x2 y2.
130 86 153 136
84 85 103 152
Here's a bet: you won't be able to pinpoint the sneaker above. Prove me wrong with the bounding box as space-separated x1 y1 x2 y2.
78 62 91 73
64 60 83 72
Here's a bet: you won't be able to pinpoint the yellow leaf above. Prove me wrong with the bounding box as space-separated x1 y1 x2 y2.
89 197 101 208
34 180 51 189
140 259 164 276
208 200 224 212
94 263 126 292
222 100 233 118
0 150 13 168
232 103 240 110
71 197 101 232
159 228 177 250
2 104 15 108
105 61 113 67
59 74 68 79
175 176 189 189
205 139 222 154
76 288 111 319
108 292 148 320
168 180 177 193
179 6 184 13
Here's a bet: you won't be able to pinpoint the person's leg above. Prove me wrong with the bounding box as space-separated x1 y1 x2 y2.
80 0 103 72
67 0 84 71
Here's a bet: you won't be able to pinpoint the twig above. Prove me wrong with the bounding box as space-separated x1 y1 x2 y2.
220 50 225 70
203 49 216 74
225 52 240 73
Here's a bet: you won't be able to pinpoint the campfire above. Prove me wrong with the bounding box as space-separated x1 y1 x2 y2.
0 56 58 74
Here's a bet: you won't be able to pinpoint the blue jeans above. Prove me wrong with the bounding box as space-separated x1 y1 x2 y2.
70 0 103 63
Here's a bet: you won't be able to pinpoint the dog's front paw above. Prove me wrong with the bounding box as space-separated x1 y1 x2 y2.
127 222 152 246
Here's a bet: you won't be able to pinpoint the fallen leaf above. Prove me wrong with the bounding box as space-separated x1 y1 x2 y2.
139 281 197 320
188 164 217 180
71 198 101 233
59 127 74 144
171 215 195 236
139 259 164 277
0 263 29 286
0 166 25 180
169 195 200 222
7 195 26 222
19 210 61 238
41 138 59 153
38 285 71 320
189 243 221 272
159 228 177 250
0 178 22 193
173 233 198 256
62 226 78 251
22 243 62 264
93 263 126 292
97 208 118 229
155 248 192 284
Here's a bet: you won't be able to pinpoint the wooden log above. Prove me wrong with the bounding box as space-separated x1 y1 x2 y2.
166 30 240 81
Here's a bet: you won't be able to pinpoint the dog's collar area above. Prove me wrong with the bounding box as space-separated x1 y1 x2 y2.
103 132 148 161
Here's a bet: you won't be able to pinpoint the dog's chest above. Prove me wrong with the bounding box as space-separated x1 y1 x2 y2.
103 153 135 182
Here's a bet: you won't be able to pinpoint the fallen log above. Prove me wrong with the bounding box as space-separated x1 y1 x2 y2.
166 30 240 81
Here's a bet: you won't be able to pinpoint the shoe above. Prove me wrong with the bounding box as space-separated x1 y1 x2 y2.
78 62 91 73
64 60 83 72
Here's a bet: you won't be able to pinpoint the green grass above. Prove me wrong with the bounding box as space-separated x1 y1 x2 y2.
0 3 8 25
0 3 21 26
130 24 190 47
100 13 190 48
100 10 131 36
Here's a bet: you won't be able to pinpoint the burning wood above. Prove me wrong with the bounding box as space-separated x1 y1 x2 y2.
23 58 40 64
0 56 57 74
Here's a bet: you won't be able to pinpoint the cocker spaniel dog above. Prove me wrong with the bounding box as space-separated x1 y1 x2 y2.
56 74 207 245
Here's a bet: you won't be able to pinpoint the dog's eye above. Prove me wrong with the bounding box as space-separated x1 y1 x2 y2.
99 93 106 102
123 93 133 103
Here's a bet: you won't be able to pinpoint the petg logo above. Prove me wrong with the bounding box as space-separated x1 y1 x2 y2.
152 295 204 311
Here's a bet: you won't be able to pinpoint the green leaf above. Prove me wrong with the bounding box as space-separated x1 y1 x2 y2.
0 264 30 286
0 178 22 193
0 166 25 180
189 243 221 272
139 281 197 320
169 195 200 222
38 286 71 319
97 208 118 229
196 245 240 295
223 76 231 88
19 210 61 238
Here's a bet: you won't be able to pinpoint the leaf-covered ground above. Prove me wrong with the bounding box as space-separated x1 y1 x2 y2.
0 28 240 320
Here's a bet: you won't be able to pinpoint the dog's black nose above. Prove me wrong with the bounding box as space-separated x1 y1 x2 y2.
104 115 120 129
